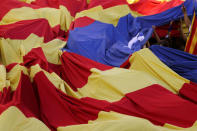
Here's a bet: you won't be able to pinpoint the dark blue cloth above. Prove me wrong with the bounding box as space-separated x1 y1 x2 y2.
64 16 153 67
65 21 131 66
64 0 197 67
150 45 197 83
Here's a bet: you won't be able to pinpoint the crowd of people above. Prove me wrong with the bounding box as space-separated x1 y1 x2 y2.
145 5 192 51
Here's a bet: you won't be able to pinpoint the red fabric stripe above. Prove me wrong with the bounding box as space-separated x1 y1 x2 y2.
30 0 87 16
0 19 57 43
106 84 197 128
52 25 68 39
60 52 113 91
0 0 33 21
33 71 106 129
15 73 40 118
0 73 40 119
6 63 18 72
0 87 13 105
179 82 197 104
120 54 131 69
129 0 184 15
70 17 95 30
22 47 49 71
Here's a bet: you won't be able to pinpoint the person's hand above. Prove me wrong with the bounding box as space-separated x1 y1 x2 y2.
170 21 174 26
152 25 156 30
180 18 183 24
181 4 187 14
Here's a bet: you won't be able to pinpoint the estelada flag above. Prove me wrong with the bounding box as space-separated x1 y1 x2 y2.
185 11 197 55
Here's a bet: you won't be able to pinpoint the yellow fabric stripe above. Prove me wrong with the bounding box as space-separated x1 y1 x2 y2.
6 64 28 92
19 0 35 4
0 106 49 131
129 48 190 93
0 64 27 92
189 29 197 54
0 65 7 91
0 34 43 65
0 6 73 31
77 68 164 102
58 111 197 131
0 34 65 66
75 5 143 26
127 0 139 4
41 39 65 64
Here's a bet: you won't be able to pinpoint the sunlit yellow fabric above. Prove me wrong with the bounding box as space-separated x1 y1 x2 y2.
41 38 65 64
19 0 35 4
59 6 74 31
30 64 67 93
0 106 50 131
129 48 190 93
0 34 43 65
127 0 139 4
58 111 197 131
0 34 65 66
0 65 6 91
6 64 28 91
75 5 143 26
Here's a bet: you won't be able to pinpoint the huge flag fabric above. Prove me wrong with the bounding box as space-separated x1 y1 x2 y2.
185 12 197 55
1 0 197 131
